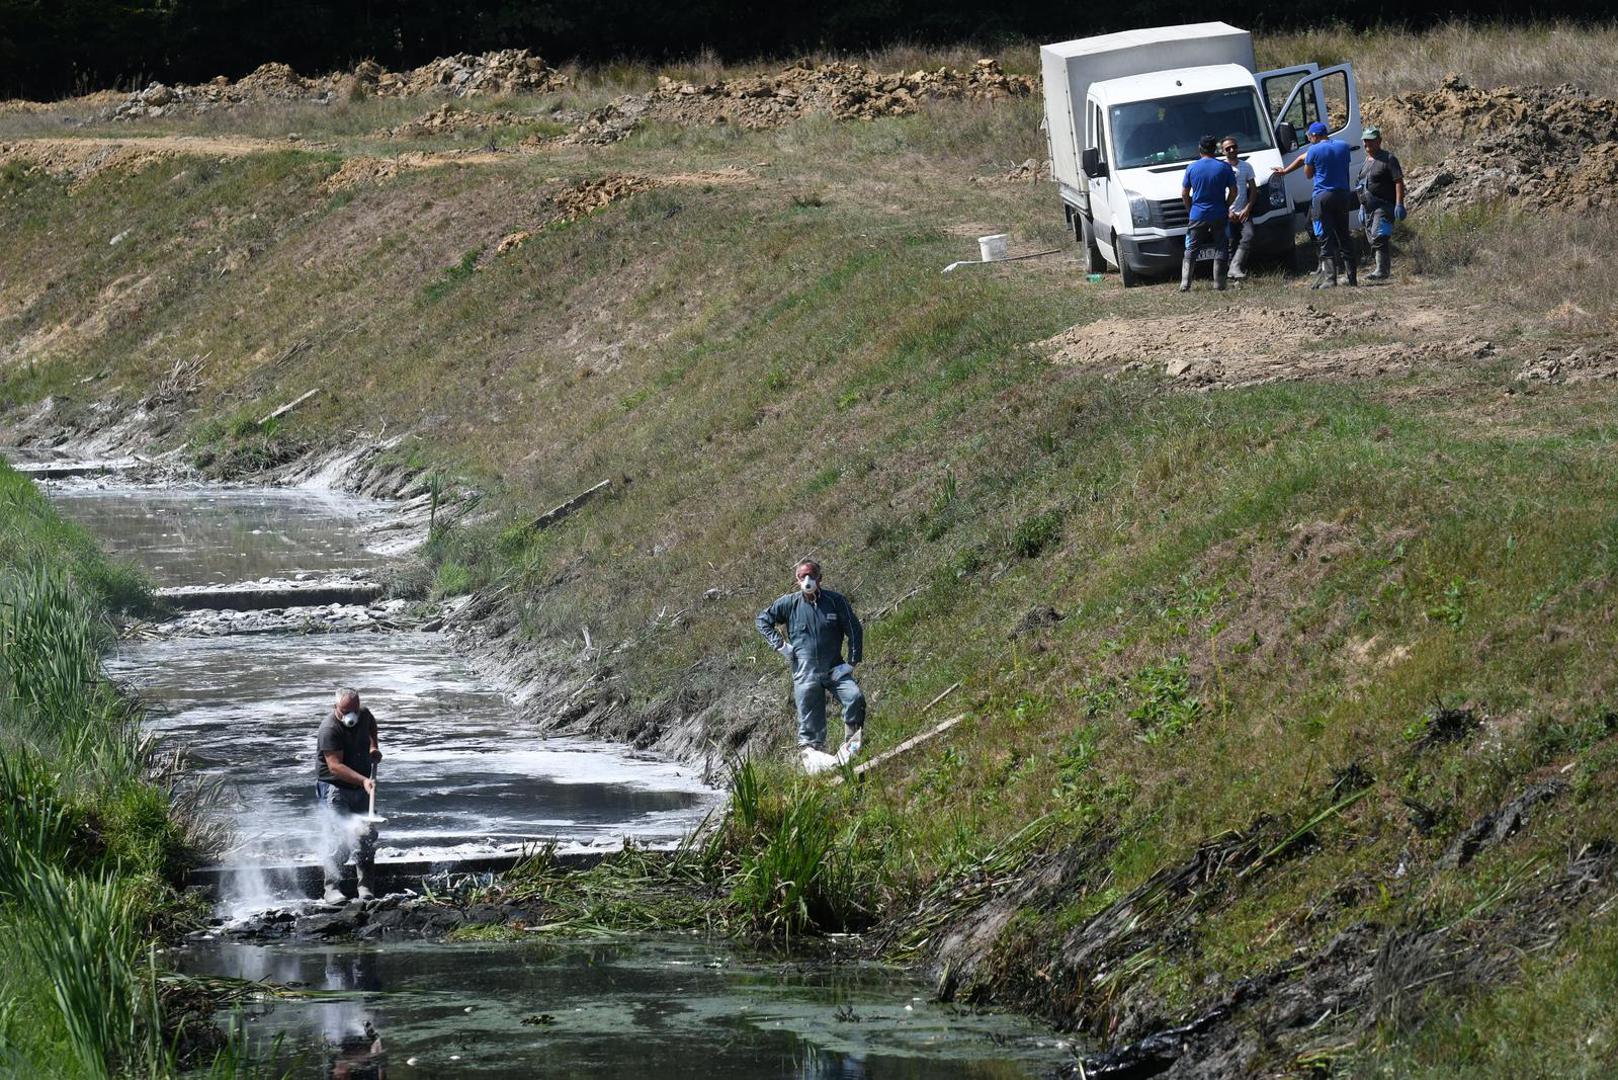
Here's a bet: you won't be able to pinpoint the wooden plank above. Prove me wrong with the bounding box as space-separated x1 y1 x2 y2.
830 712 967 785
528 478 612 532
259 387 321 426
921 681 962 713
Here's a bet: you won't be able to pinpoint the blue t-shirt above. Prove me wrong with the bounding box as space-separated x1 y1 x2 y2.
1304 138 1352 195
1182 157 1235 223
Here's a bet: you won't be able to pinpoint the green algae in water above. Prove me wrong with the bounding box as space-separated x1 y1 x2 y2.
179 938 1073 1078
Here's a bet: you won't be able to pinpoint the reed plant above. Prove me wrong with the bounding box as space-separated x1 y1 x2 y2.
0 462 226 1077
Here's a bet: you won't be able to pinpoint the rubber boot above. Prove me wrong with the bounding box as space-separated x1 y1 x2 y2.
1342 255 1357 287
1228 248 1248 281
355 864 375 902
1179 252 1195 292
1309 257 1337 290
1366 246 1390 280
1214 258 1229 291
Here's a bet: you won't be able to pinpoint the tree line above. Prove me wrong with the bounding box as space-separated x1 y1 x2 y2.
2 0 1611 100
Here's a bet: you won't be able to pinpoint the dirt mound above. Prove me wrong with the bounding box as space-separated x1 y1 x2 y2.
387 103 532 138
550 174 656 221
320 155 402 193
1515 342 1618 383
569 58 1032 144
1367 76 1618 213
109 49 569 121
315 147 506 193
1041 303 1495 388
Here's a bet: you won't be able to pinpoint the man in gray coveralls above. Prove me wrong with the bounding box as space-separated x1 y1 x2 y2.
756 559 866 754
315 687 382 903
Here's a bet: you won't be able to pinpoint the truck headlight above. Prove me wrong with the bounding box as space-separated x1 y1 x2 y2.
1267 178 1287 209
1125 190 1151 228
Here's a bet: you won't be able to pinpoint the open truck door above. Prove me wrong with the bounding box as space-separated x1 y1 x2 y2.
1080 98 1116 274
1269 64 1363 219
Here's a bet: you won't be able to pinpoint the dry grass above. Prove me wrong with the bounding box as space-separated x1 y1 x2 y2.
1259 21 1618 98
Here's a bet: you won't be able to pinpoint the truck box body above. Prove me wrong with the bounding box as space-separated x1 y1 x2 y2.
1041 23 1256 192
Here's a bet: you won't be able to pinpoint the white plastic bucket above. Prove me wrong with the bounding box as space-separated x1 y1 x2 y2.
978 233 1009 262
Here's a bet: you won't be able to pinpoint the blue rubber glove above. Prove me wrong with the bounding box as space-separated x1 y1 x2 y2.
1395 203 1407 221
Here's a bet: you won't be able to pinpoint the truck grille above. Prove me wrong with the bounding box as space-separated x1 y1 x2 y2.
1154 199 1189 229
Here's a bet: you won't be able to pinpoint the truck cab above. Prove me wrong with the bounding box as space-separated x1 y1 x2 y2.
1043 24 1361 284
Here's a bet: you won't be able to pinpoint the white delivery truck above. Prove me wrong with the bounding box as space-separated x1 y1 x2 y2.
1041 23 1362 285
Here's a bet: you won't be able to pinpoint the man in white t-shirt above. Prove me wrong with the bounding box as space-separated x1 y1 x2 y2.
1221 136 1259 281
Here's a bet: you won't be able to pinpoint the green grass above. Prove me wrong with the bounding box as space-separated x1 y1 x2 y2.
470 759 894 943
1363 917 1618 1077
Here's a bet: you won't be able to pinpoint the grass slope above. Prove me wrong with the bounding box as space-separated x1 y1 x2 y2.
4 24 1618 1071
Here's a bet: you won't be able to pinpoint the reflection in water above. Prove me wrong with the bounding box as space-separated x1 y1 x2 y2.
47 484 387 586
184 940 1066 1079
106 633 718 874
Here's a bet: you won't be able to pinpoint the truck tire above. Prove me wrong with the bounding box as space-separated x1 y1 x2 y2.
1079 214 1106 274
1119 256 1141 288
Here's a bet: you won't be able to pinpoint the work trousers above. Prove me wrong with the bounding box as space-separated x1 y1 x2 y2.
316 780 377 874
1362 195 1396 252
1228 216 1254 259
1312 189 1355 267
1183 218 1229 258
793 669 866 749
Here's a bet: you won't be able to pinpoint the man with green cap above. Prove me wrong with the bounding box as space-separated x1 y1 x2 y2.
1358 126 1407 281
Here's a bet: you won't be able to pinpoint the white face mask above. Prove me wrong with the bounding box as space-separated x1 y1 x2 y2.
339 711 359 729
799 576 819 595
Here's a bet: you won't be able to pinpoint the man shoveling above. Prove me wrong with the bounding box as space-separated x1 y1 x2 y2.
756 559 866 772
316 686 382 902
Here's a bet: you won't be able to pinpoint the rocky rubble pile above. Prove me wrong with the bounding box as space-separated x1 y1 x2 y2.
1515 342 1618 383
111 49 568 120
1367 76 1618 212
356 49 569 99
570 58 1033 144
550 173 656 220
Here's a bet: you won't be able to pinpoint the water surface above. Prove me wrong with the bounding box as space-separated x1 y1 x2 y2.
48 484 386 585
107 633 718 866
181 939 1068 1079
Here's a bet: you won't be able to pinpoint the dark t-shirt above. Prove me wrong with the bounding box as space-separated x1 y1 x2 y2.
316 708 377 787
1359 149 1404 202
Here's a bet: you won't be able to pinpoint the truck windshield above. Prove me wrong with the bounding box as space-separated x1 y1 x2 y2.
1109 87 1274 169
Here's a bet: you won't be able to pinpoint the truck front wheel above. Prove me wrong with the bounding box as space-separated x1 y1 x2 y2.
1119 257 1141 288
1079 214 1106 275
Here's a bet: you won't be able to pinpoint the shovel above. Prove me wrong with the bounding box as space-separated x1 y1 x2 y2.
361 762 386 825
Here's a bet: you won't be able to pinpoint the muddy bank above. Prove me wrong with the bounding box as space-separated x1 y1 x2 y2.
917 778 1613 1078
196 890 547 943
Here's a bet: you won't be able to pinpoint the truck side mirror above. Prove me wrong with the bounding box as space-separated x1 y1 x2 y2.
1275 122 1297 154
1081 148 1107 178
